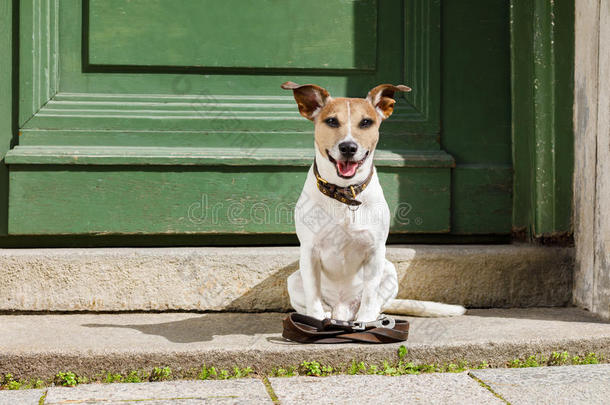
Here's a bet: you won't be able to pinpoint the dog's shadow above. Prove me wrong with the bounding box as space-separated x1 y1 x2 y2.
82 262 299 343
82 312 286 344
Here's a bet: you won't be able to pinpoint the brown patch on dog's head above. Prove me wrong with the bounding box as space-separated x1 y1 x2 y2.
280 81 330 120
366 84 412 120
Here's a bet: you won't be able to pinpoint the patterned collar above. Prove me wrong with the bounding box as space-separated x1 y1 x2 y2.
312 160 373 206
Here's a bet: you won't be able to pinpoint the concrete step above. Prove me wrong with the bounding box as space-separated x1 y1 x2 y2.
0 245 573 311
1 308 608 381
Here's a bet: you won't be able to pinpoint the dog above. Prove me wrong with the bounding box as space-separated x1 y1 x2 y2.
281 81 466 322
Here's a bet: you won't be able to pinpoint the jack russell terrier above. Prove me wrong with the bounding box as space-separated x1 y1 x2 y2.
281 81 466 322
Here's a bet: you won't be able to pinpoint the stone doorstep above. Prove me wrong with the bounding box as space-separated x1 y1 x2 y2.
0 244 573 312
0 307 609 381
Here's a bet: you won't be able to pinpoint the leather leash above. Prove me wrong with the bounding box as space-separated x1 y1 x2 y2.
282 313 409 344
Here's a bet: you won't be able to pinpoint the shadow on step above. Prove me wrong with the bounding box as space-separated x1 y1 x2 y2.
82 312 285 343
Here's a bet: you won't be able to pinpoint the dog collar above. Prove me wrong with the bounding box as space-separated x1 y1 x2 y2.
313 160 373 206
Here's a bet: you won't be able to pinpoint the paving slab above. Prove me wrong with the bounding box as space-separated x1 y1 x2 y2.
45 380 271 404
0 389 44 405
0 308 609 380
470 364 610 405
270 374 503 405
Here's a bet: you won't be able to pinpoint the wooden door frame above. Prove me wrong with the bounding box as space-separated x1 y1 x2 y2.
0 0 16 237
510 0 575 241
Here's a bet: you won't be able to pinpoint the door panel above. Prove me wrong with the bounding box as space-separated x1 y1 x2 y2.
8 165 450 234
88 0 377 70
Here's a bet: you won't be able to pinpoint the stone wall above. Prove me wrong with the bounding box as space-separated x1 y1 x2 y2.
573 0 610 319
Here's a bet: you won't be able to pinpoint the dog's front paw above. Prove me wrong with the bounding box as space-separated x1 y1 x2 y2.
307 309 331 320
306 302 331 320
355 310 381 323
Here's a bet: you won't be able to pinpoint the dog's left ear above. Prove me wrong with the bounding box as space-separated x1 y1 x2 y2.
281 81 330 121
366 84 412 120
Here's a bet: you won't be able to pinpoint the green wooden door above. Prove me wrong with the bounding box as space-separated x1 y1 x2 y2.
4 0 511 240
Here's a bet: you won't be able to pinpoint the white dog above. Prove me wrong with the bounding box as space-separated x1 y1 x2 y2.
282 82 466 322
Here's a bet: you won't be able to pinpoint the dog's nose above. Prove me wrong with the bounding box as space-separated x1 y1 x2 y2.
338 141 358 158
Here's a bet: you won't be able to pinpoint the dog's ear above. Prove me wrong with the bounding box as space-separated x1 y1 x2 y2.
366 84 411 120
281 81 331 121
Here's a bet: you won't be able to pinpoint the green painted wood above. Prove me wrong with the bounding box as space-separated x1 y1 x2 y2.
403 0 440 135
21 93 439 138
18 0 59 125
5 0 521 240
5 146 454 168
17 129 441 150
510 0 535 237
0 0 14 235
7 0 453 236
54 0 438 132
441 0 512 234
8 166 450 235
10 0 442 149
88 0 377 70
510 0 574 238
22 93 431 134
451 166 513 234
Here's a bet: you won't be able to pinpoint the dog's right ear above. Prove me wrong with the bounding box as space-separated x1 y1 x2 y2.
281 81 330 121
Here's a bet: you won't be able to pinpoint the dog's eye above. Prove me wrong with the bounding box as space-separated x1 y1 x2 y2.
359 118 374 129
324 117 340 128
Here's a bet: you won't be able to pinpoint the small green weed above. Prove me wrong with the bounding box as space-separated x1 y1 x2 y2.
198 366 216 380
232 366 253 378
508 352 602 368
2 374 20 390
217 369 230 380
197 365 253 380
150 366 172 382
27 379 45 389
347 360 368 375
507 355 543 368
549 351 570 366
104 372 124 383
573 352 601 365
299 361 333 377
1 374 45 390
271 367 296 377
412 363 437 373
5 381 21 390
125 370 147 383
54 372 79 387
398 345 408 359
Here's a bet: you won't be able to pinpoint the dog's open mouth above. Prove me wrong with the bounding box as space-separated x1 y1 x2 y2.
326 150 369 179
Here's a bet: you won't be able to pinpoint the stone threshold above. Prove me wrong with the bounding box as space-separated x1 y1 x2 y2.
0 244 573 311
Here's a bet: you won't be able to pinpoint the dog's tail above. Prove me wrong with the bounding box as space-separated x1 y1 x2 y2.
383 299 467 317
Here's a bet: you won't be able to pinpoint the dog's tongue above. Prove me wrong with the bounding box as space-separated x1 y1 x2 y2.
337 160 358 177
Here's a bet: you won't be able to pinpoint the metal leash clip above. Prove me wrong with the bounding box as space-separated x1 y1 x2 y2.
351 316 396 331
